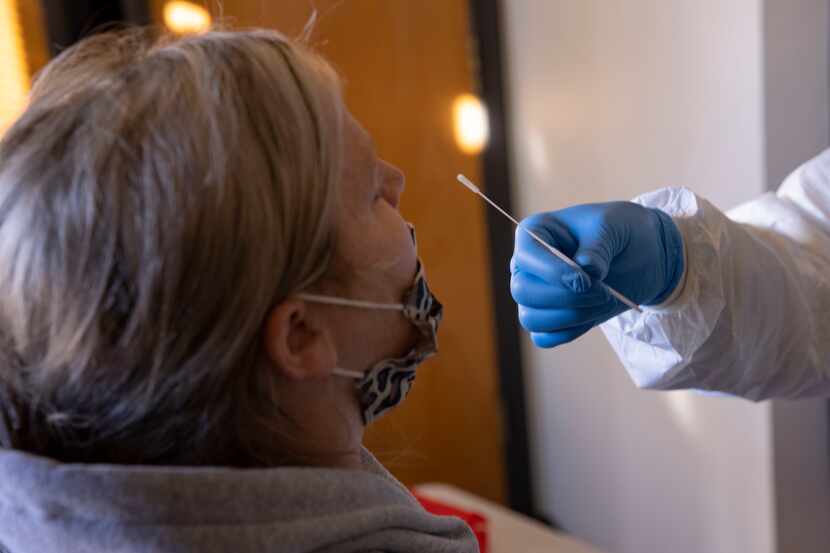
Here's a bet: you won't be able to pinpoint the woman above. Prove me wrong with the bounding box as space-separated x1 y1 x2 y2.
0 28 476 552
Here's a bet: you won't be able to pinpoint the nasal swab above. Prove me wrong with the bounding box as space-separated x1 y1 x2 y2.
456 174 642 313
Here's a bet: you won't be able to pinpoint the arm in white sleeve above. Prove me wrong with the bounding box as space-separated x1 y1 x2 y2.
601 149 830 400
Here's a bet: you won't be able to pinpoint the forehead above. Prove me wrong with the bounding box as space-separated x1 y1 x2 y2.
342 114 376 178
344 114 375 159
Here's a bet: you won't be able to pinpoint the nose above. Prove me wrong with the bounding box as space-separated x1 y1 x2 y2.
379 160 405 209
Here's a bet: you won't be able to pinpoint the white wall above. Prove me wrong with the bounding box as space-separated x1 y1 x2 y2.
502 1 829 552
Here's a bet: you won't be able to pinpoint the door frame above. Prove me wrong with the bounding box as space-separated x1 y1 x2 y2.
468 0 540 521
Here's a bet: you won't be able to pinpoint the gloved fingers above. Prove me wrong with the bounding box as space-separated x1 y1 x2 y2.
513 214 580 285
511 269 609 308
530 324 594 348
560 240 619 294
518 303 616 333
511 239 593 294
553 204 625 284
572 243 614 281
518 212 580 251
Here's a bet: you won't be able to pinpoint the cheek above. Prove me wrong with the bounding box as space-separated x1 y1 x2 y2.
373 206 417 282
333 200 418 302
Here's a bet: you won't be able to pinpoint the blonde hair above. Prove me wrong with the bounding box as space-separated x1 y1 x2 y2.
0 28 344 465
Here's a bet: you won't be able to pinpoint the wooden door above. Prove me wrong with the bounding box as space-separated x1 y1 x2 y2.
147 0 508 504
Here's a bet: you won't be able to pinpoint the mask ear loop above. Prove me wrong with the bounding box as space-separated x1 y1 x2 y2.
297 293 405 311
332 368 364 379
297 294 405 381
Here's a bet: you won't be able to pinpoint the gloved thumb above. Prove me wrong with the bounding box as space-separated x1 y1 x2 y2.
561 243 612 293
574 245 612 279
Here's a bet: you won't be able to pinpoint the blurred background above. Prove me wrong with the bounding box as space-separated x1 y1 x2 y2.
2 1 830 553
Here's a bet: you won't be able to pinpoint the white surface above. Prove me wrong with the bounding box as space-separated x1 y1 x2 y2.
502 1 829 552
414 483 605 553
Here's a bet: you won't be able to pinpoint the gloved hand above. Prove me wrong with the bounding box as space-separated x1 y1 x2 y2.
510 202 685 348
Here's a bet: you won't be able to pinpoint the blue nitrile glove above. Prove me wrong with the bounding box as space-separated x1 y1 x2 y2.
510 202 685 348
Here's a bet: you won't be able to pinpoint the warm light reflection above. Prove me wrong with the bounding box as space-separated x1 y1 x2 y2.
0 0 30 135
661 391 703 440
164 1 212 34
526 128 550 177
453 93 489 155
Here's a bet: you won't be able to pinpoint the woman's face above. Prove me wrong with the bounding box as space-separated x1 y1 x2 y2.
263 111 421 466
319 111 420 383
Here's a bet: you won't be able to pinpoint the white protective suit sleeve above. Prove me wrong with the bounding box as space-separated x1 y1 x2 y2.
601 149 830 400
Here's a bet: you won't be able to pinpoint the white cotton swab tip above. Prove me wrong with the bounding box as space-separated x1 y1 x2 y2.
456 174 481 195
455 173 642 313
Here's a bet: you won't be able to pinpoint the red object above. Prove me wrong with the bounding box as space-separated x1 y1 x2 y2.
412 490 489 553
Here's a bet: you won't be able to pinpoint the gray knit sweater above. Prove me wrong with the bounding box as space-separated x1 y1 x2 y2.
0 446 477 553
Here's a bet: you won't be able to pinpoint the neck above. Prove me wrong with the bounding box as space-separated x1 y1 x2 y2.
272 379 366 470
292 448 365 470
276 425 365 470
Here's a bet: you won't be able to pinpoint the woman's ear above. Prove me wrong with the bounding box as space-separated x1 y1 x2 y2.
263 299 336 381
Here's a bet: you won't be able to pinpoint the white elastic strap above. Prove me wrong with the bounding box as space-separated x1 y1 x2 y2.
297 293 404 311
332 367 364 379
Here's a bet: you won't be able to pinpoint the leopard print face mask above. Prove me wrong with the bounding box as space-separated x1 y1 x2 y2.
298 225 442 424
